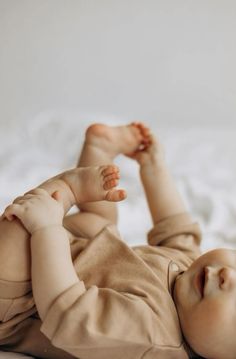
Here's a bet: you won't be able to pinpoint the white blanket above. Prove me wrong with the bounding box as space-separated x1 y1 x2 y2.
0 115 235 358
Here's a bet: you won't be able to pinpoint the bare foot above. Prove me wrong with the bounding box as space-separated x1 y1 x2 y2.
84 122 151 158
49 165 127 204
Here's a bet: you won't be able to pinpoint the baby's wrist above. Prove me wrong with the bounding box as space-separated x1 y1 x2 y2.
31 224 64 237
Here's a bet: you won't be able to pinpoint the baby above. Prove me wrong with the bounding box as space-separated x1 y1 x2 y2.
0 122 234 359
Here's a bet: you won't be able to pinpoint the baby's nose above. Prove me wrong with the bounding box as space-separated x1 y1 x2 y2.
218 267 236 291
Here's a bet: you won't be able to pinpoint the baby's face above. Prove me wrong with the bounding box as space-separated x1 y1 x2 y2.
173 248 236 359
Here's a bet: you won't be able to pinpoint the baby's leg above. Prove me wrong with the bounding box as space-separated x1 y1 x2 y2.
0 165 122 282
73 123 144 223
0 177 75 282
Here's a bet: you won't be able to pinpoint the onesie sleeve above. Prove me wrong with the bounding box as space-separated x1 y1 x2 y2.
147 212 202 259
40 282 155 359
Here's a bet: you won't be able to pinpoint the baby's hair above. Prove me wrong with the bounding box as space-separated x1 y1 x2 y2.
186 345 205 358
190 353 205 359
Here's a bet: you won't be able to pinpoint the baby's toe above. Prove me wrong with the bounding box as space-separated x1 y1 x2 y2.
104 172 120 183
105 189 127 202
131 122 151 140
103 179 119 190
101 165 120 177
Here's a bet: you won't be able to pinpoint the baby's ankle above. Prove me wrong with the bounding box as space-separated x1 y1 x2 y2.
139 155 166 172
55 178 77 208
38 178 76 213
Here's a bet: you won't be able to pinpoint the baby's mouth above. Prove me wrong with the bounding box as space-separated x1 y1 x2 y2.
195 267 206 298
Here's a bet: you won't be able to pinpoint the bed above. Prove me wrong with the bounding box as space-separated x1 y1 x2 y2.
0 115 235 358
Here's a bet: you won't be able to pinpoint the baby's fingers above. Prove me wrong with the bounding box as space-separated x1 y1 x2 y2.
2 204 24 221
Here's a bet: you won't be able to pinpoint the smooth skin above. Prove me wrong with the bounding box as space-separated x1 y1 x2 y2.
174 248 236 359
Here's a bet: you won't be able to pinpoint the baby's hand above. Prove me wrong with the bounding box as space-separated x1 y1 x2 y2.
127 122 165 167
1 189 64 234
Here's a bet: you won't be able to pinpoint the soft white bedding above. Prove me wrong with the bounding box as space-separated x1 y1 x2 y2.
0 115 236 358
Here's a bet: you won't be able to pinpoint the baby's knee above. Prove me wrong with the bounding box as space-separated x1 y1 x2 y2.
63 211 113 239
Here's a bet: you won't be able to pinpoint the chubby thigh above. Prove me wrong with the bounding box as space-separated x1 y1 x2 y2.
0 210 111 284
0 218 31 282
0 221 71 357
0 210 111 282
0 211 112 356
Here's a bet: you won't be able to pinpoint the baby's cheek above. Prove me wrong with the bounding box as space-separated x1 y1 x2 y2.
186 299 227 345
184 300 235 358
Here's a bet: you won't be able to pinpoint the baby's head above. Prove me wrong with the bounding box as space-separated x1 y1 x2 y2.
174 248 236 359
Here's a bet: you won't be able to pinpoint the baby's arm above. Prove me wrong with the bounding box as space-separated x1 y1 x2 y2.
2 189 80 320
130 124 187 224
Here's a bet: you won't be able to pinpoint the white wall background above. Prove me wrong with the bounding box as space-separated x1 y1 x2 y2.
0 0 235 129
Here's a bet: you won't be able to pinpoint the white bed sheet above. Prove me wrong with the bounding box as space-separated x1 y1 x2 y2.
0 115 236 358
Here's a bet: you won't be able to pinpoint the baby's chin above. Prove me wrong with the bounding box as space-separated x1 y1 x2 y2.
172 269 195 316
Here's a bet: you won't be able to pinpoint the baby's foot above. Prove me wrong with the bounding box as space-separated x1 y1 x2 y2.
128 121 165 167
85 122 151 158
58 165 127 204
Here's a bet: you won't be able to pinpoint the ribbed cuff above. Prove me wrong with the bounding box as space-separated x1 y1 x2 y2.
40 281 86 340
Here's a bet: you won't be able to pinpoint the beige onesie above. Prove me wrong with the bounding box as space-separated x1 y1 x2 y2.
0 212 201 359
